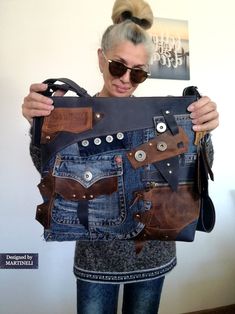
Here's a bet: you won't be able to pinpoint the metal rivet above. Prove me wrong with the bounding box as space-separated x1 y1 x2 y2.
90 195 94 199
157 141 167 152
81 140 89 147
135 214 141 219
116 132 124 140
165 110 170 115
106 135 113 143
167 163 171 167
134 150 147 162
95 113 101 119
46 135 51 140
38 208 41 212
169 170 173 174
150 182 158 188
83 171 93 182
72 194 76 198
94 138 102 145
156 122 167 133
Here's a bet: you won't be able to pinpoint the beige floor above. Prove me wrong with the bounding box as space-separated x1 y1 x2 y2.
184 304 235 314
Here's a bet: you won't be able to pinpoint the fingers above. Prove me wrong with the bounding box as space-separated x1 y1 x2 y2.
187 96 219 132
54 89 66 97
22 83 54 125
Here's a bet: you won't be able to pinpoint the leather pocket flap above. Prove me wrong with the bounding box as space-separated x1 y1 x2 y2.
55 176 118 200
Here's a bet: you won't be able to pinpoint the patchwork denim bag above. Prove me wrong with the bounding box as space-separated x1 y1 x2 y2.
32 78 215 243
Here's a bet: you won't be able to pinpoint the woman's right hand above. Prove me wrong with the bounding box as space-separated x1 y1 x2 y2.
22 83 55 125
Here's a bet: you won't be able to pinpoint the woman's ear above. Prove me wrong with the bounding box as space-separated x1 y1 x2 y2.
97 48 104 73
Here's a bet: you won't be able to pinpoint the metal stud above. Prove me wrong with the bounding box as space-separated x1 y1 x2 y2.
83 171 93 182
94 138 102 145
81 140 89 147
157 141 167 152
116 132 124 140
156 122 167 133
106 135 113 143
134 150 147 162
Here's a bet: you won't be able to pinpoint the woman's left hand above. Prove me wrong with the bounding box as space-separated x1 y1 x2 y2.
187 96 219 132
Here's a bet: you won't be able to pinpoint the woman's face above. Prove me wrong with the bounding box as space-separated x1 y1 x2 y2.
98 41 149 97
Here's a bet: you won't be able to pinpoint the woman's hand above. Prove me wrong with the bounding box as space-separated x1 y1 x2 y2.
187 96 219 132
22 83 54 125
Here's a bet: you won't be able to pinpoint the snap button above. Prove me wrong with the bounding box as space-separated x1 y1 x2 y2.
106 135 113 143
116 132 124 140
156 122 167 133
81 140 89 147
134 150 147 162
157 141 167 152
83 171 93 182
94 138 102 145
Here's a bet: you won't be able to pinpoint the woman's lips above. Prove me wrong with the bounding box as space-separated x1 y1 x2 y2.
114 85 130 93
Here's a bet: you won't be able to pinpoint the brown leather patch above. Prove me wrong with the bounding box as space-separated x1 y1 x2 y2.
134 184 200 241
55 176 118 200
38 172 55 198
35 200 54 229
41 107 92 143
127 127 189 169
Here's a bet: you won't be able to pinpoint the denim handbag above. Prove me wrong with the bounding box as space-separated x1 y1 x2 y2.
32 78 215 243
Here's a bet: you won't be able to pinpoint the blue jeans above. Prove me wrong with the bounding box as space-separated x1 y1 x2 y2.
76 276 165 314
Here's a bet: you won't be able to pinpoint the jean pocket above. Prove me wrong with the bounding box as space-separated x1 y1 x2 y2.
50 153 126 229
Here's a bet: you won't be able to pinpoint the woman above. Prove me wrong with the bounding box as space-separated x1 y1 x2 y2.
22 0 219 313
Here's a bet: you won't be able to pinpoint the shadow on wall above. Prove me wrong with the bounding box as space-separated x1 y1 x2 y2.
230 190 235 205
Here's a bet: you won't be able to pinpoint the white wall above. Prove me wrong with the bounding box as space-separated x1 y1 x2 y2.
0 1 234 313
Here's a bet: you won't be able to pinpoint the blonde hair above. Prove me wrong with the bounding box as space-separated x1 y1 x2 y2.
101 0 154 61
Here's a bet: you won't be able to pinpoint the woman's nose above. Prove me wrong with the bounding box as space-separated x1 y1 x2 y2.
120 69 131 83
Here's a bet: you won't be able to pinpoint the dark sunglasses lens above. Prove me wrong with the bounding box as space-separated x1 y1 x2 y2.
109 61 127 77
109 60 148 84
131 69 148 84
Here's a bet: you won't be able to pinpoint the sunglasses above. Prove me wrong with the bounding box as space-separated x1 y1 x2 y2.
102 51 150 84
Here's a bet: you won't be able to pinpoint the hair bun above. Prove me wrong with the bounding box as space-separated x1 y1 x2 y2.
111 0 154 30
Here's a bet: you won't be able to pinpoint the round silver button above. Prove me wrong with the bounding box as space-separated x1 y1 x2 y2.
116 132 124 140
81 140 89 147
157 141 167 152
106 135 113 143
83 171 93 182
156 122 167 133
134 150 147 162
94 138 102 145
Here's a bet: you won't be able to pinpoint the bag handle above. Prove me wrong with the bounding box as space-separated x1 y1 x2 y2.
41 78 91 97
32 78 90 146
